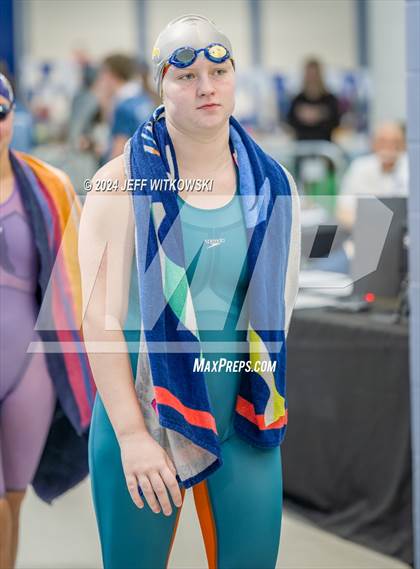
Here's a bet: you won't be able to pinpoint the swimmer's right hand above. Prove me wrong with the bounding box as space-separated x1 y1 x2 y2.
118 430 183 516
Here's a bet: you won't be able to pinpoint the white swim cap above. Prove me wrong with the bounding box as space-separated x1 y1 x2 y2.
152 14 234 97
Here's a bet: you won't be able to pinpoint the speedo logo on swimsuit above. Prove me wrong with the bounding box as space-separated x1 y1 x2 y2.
204 238 225 249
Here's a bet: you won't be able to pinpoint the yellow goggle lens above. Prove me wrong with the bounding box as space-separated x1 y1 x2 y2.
208 44 228 59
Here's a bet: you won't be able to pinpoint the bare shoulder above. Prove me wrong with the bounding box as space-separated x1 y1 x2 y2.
91 154 127 193
82 154 134 236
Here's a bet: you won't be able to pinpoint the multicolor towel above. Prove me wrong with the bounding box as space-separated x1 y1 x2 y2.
125 106 300 490
9 150 96 501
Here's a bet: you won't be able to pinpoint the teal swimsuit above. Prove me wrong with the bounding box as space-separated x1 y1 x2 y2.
89 184 283 568
177 187 249 442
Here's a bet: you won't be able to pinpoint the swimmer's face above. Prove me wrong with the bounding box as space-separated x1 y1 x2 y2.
161 55 235 135
0 95 14 155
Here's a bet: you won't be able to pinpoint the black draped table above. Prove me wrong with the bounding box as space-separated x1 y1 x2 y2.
282 307 412 566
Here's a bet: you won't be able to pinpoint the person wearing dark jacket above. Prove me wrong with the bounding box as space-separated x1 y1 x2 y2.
287 58 340 141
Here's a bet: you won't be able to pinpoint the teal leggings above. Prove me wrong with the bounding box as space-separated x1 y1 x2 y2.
89 332 283 569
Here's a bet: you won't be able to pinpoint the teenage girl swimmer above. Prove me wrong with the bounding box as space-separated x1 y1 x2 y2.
80 15 301 569
0 73 94 569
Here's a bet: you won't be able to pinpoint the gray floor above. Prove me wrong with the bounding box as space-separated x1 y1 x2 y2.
16 479 409 569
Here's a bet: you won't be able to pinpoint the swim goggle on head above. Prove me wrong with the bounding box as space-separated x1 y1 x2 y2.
152 14 235 97
0 73 15 122
161 43 233 82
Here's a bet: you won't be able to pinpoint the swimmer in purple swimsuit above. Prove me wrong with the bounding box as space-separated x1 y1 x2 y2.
0 72 55 569
0 73 95 569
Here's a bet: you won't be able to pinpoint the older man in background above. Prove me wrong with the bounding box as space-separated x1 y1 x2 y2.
313 122 409 274
337 121 408 231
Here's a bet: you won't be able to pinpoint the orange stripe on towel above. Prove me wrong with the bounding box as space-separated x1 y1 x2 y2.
144 145 161 156
236 395 288 430
154 386 218 433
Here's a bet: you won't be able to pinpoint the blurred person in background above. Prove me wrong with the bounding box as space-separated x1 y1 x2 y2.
68 50 100 154
336 121 408 230
286 58 342 203
67 52 107 183
287 58 341 142
93 54 157 162
312 121 408 274
0 73 94 569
